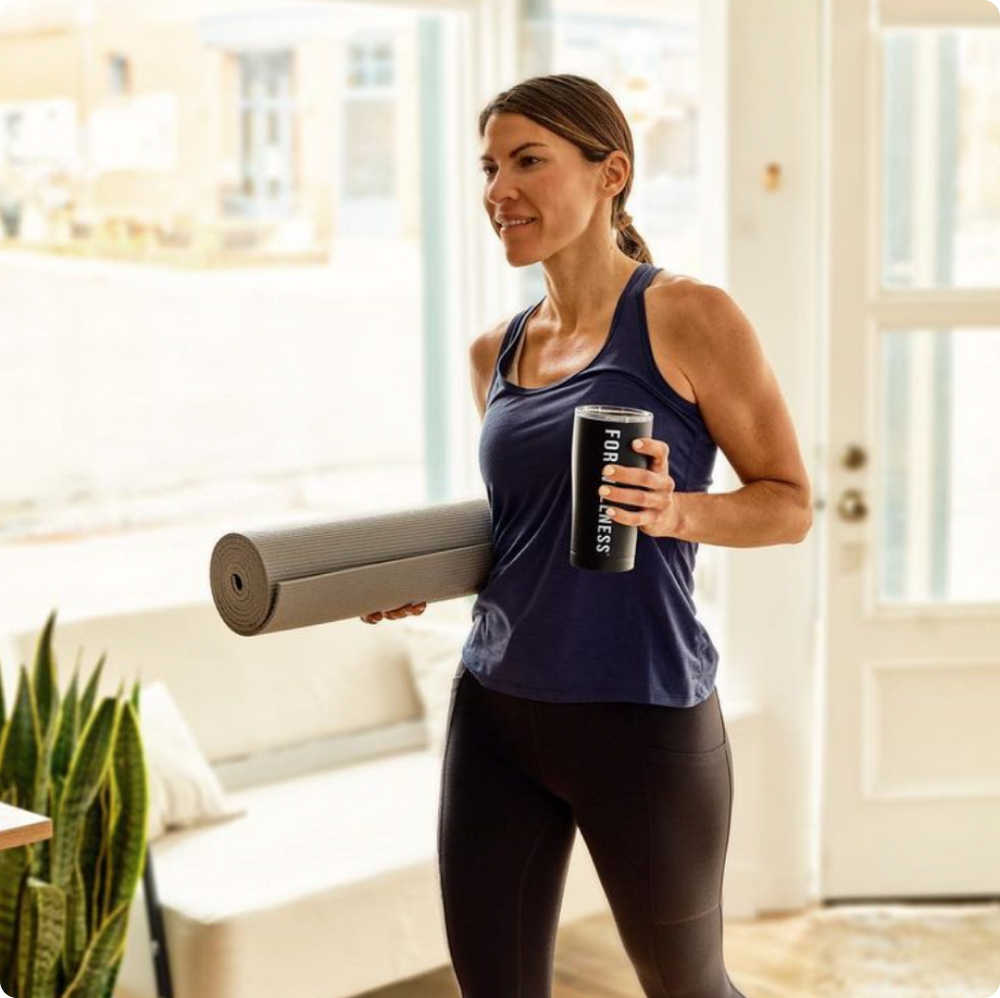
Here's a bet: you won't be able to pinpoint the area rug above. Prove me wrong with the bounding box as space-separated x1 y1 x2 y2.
729 901 1000 998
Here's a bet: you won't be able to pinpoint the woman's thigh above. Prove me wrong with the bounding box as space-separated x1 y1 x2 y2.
567 688 741 997
437 667 577 998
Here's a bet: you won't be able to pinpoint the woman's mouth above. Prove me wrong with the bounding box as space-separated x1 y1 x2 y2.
500 219 537 234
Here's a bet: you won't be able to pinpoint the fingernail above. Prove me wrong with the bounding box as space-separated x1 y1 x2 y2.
633 439 644 450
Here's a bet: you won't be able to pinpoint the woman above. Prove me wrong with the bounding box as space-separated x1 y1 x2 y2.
363 74 811 998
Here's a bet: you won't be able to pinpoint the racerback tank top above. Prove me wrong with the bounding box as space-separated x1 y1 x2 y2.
460 262 720 706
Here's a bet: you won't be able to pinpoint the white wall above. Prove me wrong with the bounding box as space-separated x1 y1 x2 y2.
716 0 824 911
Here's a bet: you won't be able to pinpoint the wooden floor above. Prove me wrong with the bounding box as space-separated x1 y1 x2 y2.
363 902 1000 998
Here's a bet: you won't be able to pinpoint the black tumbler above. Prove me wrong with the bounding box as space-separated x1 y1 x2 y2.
570 404 653 572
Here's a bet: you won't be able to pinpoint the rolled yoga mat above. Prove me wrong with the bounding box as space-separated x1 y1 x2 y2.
210 497 493 636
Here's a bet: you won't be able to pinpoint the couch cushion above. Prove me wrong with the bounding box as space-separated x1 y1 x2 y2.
140 681 246 841
398 604 471 756
150 748 609 998
0 601 426 764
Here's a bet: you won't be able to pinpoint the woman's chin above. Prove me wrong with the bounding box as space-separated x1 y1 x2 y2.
504 246 542 266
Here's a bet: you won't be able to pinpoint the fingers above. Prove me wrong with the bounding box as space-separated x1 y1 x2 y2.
632 436 669 473
388 602 427 619
359 602 427 624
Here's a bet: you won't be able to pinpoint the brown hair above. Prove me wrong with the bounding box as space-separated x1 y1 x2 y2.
478 74 652 265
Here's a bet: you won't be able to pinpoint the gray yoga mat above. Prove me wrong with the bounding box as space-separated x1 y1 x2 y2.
210 498 493 636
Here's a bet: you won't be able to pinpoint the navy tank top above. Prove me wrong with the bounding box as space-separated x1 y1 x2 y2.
460 262 720 706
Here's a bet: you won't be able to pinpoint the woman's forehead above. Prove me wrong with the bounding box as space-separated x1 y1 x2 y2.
482 129 565 162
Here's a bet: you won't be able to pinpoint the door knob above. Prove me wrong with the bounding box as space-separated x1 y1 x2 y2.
836 488 868 522
840 444 867 470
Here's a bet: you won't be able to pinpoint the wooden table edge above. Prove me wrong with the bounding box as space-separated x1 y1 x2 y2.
0 801 54 852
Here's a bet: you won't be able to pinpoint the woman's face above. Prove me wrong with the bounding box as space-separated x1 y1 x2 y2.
480 112 624 265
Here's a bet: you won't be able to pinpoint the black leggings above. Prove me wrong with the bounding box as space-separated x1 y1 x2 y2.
437 664 749 998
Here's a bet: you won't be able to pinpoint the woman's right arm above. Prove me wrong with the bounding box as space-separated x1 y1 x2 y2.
360 318 507 625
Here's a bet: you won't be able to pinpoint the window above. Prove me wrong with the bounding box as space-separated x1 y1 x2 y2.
108 53 131 95
234 50 295 217
0 0 465 563
347 37 394 88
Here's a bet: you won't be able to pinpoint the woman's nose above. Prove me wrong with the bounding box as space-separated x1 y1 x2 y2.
486 175 519 203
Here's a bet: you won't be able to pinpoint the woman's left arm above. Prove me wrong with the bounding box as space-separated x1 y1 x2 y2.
670 284 813 547
602 283 813 548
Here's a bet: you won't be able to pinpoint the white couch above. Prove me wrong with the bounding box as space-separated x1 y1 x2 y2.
0 600 616 998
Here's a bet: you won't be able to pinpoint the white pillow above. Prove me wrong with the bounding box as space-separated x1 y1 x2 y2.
400 601 473 756
138 681 246 842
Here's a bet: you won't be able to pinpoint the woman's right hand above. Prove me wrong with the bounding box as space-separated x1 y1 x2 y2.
360 601 427 624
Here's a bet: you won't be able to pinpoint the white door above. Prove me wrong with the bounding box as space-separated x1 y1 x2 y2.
237 50 297 219
822 0 1000 899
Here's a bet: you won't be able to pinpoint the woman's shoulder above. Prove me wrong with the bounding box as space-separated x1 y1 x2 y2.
469 313 519 419
643 270 718 406
645 269 725 349
645 267 712 300
469 313 517 377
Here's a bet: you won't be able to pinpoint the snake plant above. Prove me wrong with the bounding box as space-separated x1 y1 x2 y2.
0 609 148 998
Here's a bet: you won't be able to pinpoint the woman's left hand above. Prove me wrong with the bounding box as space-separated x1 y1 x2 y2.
597 437 682 539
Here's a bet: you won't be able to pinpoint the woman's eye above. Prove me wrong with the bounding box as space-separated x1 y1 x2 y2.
482 156 540 177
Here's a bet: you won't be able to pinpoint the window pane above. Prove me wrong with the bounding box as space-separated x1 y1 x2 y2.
0 0 460 559
882 29 1000 288
343 100 395 198
878 327 1000 602
550 0 702 276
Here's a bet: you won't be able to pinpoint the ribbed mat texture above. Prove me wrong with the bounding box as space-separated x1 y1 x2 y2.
210 498 493 636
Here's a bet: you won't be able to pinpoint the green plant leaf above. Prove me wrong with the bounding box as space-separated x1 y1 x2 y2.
0 666 41 813
31 609 61 744
78 654 106 729
52 668 81 788
50 699 118 892
93 779 113 928
108 703 147 915
30 614 63 822
28 782 54 882
77 789 103 941
60 901 130 998
61 862 89 986
16 875 65 998
0 843 29 992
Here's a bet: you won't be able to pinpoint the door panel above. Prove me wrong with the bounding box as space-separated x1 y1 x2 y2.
877 326 1000 603
823 0 1000 898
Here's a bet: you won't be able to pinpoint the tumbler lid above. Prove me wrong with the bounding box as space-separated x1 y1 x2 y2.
574 404 652 423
